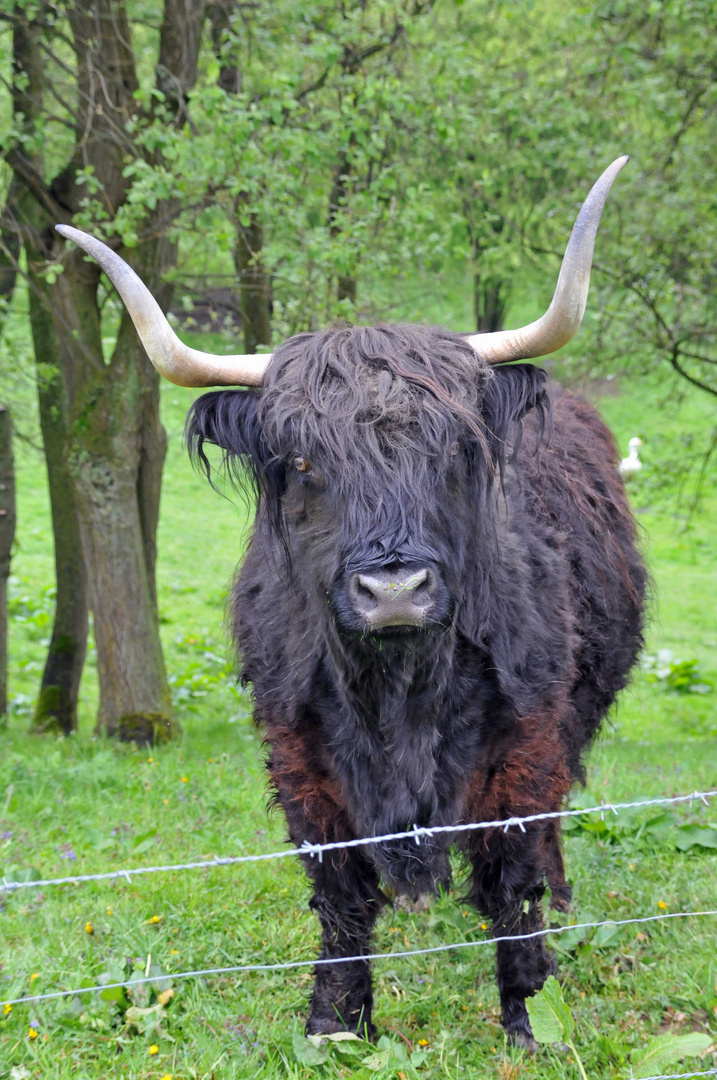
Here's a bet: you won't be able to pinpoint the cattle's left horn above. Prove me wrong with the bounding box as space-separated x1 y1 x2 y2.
466 156 628 364
55 225 271 387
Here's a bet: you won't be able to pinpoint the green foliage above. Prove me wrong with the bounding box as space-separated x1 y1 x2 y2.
526 977 588 1080
632 1031 714 1078
564 799 717 859
526 976 574 1045
642 649 713 695
7 581 55 637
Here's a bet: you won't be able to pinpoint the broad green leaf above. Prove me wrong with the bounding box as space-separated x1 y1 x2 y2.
675 825 717 851
525 976 573 1044
314 1030 361 1043
131 828 158 854
592 921 622 948
632 1032 713 1077
292 1032 329 1065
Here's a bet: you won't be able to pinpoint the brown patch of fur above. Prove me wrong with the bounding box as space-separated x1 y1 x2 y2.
464 714 571 824
266 724 355 848
461 709 572 869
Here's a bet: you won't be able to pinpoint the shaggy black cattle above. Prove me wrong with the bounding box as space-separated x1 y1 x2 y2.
58 157 647 1047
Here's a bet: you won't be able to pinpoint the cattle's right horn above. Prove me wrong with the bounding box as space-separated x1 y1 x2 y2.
55 225 271 387
466 156 628 364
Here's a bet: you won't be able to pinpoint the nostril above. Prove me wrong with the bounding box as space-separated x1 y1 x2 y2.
351 574 380 612
410 569 437 608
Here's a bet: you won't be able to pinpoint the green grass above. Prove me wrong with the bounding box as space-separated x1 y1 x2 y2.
1 369 716 1080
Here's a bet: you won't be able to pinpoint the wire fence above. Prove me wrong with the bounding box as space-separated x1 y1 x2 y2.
634 1072 717 1080
2 788 715 894
2 785 716 1077
3 909 717 1009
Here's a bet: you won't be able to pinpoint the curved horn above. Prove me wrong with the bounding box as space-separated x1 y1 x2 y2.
55 225 271 387
466 156 628 364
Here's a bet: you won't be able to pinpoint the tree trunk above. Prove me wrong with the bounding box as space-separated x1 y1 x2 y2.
26 272 89 735
10 10 89 734
328 150 358 307
474 273 508 333
53 252 175 746
0 178 22 308
0 408 16 718
235 203 272 352
210 6 272 352
8 0 208 744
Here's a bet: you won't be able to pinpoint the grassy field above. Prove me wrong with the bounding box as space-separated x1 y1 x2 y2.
1 362 716 1080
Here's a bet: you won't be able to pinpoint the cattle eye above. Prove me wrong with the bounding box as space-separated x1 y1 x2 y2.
294 457 311 473
449 441 460 456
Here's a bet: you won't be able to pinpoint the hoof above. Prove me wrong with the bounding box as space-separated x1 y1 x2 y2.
306 1015 374 1041
549 884 572 913
394 892 432 913
509 1030 538 1053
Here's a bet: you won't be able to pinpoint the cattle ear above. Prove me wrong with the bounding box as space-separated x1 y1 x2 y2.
480 363 549 456
186 389 266 480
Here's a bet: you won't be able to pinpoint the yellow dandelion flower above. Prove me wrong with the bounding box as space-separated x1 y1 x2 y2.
181 777 189 783
628 863 635 871
147 757 153 764
85 921 94 934
148 915 162 924
28 1027 38 1040
417 1038 428 1046
657 900 667 910
29 973 40 982
170 949 179 955
163 798 169 805
107 906 113 915
480 923 488 930
149 1044 159 1055
160 1075 172 1080
4 1003 11 1016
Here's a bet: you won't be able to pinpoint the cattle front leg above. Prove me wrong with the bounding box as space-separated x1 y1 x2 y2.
468 830 556 1048
305 850 385 1038
266 725 386 1038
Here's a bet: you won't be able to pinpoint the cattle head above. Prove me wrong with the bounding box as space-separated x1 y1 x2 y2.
56 158 626 645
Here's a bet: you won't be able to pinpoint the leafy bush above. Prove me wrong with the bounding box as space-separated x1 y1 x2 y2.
641 649 713 694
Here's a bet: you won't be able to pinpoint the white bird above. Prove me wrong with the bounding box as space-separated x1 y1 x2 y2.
619 437 643 479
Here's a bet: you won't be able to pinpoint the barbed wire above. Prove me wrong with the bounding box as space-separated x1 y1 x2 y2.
2 788 715 894
3 908 716 1009
634 1072 717 1080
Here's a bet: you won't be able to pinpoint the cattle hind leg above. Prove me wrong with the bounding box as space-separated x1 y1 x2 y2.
468 829 557 1049
305 850 386 1038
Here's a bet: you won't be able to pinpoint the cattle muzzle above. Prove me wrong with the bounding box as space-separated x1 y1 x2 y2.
333 563 454 636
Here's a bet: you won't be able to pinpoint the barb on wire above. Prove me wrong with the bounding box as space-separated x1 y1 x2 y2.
1 788 715 895
2 908 716 1009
